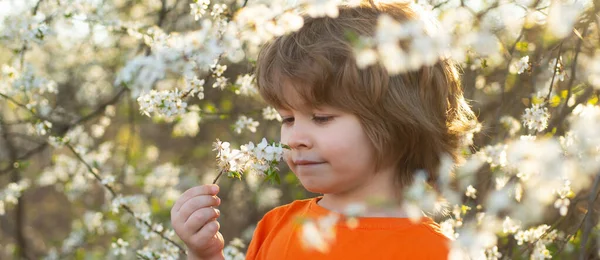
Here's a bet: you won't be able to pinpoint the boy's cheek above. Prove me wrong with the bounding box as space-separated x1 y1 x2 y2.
282 151 294 167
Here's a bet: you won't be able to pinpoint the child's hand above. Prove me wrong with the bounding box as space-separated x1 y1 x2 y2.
171 184 224 260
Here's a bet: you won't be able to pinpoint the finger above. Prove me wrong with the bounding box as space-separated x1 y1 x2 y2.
189 219 221 249
172 185 219 213
177 195 221 223
183 207 221 237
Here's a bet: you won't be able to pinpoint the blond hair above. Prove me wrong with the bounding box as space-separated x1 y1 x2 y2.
255 1 476 188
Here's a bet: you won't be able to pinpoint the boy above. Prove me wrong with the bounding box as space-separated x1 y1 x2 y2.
171 1 476 259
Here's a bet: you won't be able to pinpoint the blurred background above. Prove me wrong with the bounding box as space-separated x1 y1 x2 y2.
1 0 599 259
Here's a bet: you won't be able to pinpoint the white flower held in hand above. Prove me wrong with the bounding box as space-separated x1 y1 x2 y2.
212 138 287 184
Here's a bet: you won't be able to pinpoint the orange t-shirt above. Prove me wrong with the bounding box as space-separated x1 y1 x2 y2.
245 197 450 260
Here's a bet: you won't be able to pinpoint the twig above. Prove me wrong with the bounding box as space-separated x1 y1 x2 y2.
0 92 43 119
157 0 168 27
432 0 451 10
560 26 589 119
545 42 563 103
579 172 600 260
555 190 600 255
212 170 225 184
32 0 45 15
73 87 127 125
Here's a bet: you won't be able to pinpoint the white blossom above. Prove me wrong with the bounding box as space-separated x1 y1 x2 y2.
510 56 531 74
184 76 206 100
352 36 377 68
482 144 507 168
34 120 52 136
300 213 339 253
190 0 211 21
234 115 259 134
213 138 285 177
137 89 188 118
465 185 477 199
262 106 282 121
213 76 228 89
554 198 570 216
402 171 438 221
440 219 460 239
111 238 129 256
548 57 566 82
214 64 227 77
522 104 550 132
583 52 600 89
306 0 342 18
502 216 521 234
211 4 228 19
234 74 257 96
0 179 31 209
547 1 583 39
101 175 115 185
83 211 105 234
500 116 521 136
173 109 201 137
115 56 166 98
144 163 181 195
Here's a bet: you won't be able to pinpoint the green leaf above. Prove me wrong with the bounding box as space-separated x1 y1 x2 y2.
515 41 529 52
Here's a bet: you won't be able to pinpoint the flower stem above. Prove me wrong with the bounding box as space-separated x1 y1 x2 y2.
212 170 225 184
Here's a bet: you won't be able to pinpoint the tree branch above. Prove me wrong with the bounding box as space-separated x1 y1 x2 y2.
65 143 186 255
545 42 563 103
0 88 127 176
0 118 30 259
579 172 600 260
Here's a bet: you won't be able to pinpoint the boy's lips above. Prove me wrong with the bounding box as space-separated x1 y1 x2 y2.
292 159 325 166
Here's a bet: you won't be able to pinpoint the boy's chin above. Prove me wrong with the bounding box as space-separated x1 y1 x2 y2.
297 179 332 195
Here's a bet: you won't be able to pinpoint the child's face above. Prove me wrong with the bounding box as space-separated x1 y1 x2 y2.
278 105 379 195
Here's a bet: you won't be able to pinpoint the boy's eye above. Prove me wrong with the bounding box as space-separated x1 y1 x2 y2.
281 117 294 125
312 116 333 124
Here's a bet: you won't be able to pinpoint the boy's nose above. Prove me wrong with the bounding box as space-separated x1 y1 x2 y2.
284 125 312 150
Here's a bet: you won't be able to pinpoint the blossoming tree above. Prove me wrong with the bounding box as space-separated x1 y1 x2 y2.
1 0 600 259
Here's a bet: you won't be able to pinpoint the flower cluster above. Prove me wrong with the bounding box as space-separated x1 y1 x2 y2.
522 104 550 132
232 4 304 54
32 120 52 136
190 0 211 21
0 179 31 215
511 56 531 75
223 238 246 260
143 163 181 203
111 238 129 256
300 213 339 253
183 76 206 100
137 89 188 118
173 106 202 137
356 11 452 74
234 115 260 134
234 74 257 96
499 116 521 136
481 144 508 168
213 138 285 183
514 225 558 258
262 106 282 121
